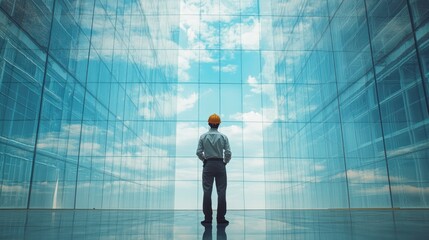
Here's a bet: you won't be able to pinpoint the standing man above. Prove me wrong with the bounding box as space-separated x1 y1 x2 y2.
196 113 231 225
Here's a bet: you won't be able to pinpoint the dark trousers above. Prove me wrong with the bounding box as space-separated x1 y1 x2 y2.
202 160 227 220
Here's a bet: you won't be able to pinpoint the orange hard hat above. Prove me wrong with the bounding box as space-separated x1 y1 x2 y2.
208 113 221 124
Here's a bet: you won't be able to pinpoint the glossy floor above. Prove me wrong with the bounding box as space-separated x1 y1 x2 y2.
0 209 428 239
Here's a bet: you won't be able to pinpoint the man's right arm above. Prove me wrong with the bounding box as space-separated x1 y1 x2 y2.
196 137 205 161
223 136 231 164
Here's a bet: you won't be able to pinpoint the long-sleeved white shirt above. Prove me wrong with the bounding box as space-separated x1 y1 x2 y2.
196 128 231 164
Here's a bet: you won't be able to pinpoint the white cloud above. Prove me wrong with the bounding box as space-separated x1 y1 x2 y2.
180 1 260 50
247 75 258 84
332 169 404 184
75 2 181 77
246 74 279 107
230 108 281 127
36 123 113 156
0 184 26 193
241 17 260 50
247 75 261 94
178 92 198 113
315 164 326 171
212 64 237 73
346 169 387 183
98 180 173 194
265 158 323 183
386 141 429 158
392 185 429 194
231 110 263 122
221 123 243 136
178 50 198 82
138 88 198 119
357 184 429 197
175 122 205 148
80 142 101 153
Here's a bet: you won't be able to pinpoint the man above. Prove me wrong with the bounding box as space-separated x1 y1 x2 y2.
196 113 231 225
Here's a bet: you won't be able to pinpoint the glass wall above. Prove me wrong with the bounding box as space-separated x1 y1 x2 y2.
264 0 429 209
0 0 428 210
0 0 179 209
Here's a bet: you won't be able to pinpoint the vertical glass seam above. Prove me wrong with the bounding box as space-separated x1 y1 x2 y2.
99 0 120 209
258 0 264 210
327 0 351 209
240 0 246 211
363 0 394 208
73 0 97 209
26 0 58 209
197 0 202 209
218 0 221 113
405 0 429 115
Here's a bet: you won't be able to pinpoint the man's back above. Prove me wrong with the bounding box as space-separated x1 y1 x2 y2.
196 128 231 163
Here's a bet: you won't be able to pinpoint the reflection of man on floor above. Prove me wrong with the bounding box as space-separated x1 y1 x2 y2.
202 224 227 240
197 113 231 225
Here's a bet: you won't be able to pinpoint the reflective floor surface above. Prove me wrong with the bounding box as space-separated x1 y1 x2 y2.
0 209 428 239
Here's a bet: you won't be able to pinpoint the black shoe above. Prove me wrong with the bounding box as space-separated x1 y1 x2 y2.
201 220 212 225
217 219 229 225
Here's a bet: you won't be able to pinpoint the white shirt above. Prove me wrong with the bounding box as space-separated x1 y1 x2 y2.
196 128 232 164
